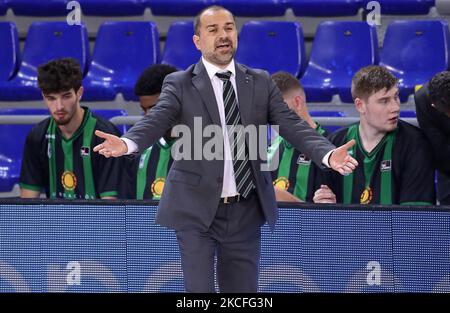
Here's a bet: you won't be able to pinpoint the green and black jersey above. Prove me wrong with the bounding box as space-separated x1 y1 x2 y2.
120 138 174 200
269 124 327 202
19 107 122 199
317 120 436 205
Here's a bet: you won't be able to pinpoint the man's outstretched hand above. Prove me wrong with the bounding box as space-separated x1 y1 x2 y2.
329 139 359 175
93 130 128 158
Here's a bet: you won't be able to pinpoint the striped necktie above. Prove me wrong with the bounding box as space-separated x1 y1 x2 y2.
216 71 255 198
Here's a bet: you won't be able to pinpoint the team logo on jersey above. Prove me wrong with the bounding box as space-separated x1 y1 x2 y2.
380 160 392 172
297 154 311 165
80 146 90 157
151 178 165 197
273 177 289 191
360 187 373 204
61 171 77 191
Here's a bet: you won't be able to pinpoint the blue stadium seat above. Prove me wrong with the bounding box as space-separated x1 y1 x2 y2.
399 111 417 118
8 0 70 16
90 108 128 134
363 0 435 15
301 21 378 103
380 20 450 102
79 0 147 16
235 21 306 77
162 21 201 70
310 110 346 133
82 22 160 101
287 0 364 16
0 22 90 101
0 108 48 192
214 0 286 16
0 22 20 81
0 0 7 15
148 0 212 16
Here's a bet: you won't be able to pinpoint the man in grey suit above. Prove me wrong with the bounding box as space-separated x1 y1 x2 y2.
94 6 358 293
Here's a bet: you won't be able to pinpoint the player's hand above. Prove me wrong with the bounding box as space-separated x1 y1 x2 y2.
313 185 337 204
93 130 128 158
329 139 358 176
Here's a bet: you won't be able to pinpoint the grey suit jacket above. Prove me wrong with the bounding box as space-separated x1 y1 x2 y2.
123 61 335 231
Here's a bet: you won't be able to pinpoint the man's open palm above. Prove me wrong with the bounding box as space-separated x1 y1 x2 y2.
93 130 128 158
329 139 359 175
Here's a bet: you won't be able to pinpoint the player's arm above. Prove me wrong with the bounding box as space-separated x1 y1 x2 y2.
101 195 117 200
20 188 40 198
274 186 303 202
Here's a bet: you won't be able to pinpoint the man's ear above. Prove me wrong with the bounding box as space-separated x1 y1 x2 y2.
77 86 84 100
193 34 201 51
355 97 365 114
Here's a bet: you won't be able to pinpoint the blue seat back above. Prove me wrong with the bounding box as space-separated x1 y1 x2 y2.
9 0 70 16
380 20 450 87
18 22 90 80
304 21 378 82
79 0 147 16
236 21 306 77
363 0 435 15
162 21 201 70
0 22 20 81
148 0 212 16
86 21 160 87
288 0 363 16
0 0 7 15
399 111 417 118
214 0 286 16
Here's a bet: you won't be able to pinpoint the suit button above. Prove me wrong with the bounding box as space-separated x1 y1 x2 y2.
217 177 223 183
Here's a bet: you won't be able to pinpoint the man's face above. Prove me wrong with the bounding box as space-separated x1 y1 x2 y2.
357 86 401 134
193 9 238 68
139 93 160 115
43 87 82 125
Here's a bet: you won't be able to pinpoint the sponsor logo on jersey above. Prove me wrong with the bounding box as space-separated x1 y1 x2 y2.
380 160 392 172
273 177 289 191
61 171 77 191
80 146 90 157
297 154 311 165
151 178 165 197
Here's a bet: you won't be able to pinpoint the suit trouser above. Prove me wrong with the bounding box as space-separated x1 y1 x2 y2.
176 192 265 293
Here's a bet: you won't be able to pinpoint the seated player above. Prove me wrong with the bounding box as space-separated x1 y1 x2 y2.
20 58 121 199
415 71 450 205
313 65 435 205
269 71 328 202
119 64 177 199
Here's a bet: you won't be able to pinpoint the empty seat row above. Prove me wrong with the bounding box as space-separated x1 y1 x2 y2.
0 0 437 17
1 19 448 103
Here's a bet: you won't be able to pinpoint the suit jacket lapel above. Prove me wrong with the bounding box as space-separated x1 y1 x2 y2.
192 61 222 126
235 63 254 127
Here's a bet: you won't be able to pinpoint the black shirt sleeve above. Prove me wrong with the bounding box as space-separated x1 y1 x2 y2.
19 123 47 192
